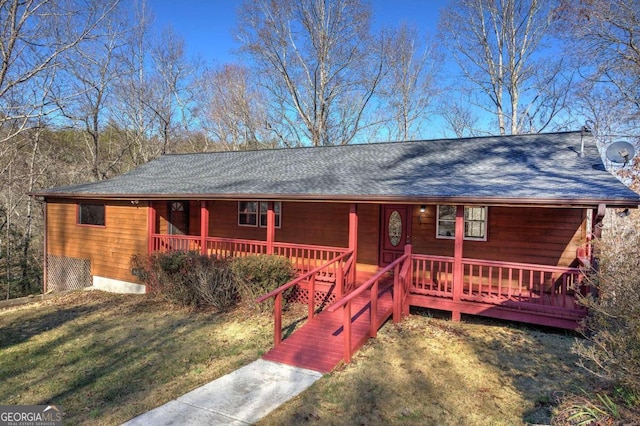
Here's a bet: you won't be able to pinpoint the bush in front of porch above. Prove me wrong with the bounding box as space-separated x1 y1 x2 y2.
230 254 295 313
554 211 640 424
130 252 294 312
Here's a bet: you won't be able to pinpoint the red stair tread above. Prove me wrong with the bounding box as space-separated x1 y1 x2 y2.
263 277 395 372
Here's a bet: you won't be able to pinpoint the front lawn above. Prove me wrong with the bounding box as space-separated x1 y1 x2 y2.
1 291 594 425
0 290 278 425
259 310 594 425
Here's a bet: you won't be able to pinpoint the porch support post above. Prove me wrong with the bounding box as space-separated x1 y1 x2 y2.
147 201 156 255
43 202 48 294
200 200 209 256
146 201 157 295
348 203 358 283
452 205 464 322
266 201 275 255
593 203 606 239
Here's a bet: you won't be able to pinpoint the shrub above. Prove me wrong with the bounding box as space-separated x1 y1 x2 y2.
131 251 238 310
130 252 294 312
230 255 295 312
191 259 238 312
573 211 640 397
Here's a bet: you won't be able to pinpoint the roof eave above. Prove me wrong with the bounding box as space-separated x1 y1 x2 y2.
30 191 640 209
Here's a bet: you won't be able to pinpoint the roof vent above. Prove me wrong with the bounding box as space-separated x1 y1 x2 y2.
579 121 594 157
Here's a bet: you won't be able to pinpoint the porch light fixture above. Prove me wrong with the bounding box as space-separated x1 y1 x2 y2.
418 205 427 224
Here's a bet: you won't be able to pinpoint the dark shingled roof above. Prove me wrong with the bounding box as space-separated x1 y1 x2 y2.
34 131 640 206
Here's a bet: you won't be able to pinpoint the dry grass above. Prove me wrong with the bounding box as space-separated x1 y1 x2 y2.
1 291 596 425
0 290 283 425
259 309 594 426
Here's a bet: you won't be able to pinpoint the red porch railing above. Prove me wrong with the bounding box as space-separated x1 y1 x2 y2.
410 254 455 298
327 248 412 363
273 242 349 274
150 235 202 252
410 254 586 313
150 235 348 269
256 250 355 346
205 237 268 258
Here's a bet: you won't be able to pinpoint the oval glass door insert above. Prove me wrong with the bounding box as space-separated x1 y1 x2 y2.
388 210 402 247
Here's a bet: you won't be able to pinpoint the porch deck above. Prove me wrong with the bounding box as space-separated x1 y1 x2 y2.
150 234 589 369
263 271 393 373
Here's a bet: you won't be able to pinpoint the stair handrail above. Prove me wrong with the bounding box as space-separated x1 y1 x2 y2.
256 249 354 347
327 251 411 363
327 253 409 313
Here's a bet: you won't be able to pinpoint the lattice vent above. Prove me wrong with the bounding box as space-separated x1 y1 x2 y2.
47 255 92 292
287 285 337 308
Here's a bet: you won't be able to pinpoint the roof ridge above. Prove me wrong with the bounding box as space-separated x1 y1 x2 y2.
160 130 587 157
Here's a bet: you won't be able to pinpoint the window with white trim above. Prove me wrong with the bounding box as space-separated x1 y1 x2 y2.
259 201 281 227
436 205 487 241
238 201 281 227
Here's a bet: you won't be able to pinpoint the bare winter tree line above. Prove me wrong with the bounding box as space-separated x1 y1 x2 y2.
1 0 638 298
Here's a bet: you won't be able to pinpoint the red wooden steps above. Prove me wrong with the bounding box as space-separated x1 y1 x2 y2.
262 283 394 373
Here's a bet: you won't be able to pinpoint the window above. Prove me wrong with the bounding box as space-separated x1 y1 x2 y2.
436 205 487 241
238 201 258 226
78 203 105 226
171 202 185 213
259 201 281 228
238 201 281 227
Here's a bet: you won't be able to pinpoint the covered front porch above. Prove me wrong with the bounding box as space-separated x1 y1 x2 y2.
147 200 590 331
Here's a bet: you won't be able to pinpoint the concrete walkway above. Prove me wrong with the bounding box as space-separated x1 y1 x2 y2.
123 359 322 426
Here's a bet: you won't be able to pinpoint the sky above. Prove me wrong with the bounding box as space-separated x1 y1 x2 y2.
148 0 449 66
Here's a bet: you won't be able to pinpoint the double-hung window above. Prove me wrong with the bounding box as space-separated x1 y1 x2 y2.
238 201 281 228
436 205 487 241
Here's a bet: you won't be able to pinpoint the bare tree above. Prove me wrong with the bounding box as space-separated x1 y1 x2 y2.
196 64 272 150
110 0 158 166
236 0 387 146
439 94 482 138
111 5 199 163
147 28 199 154
57 3 130 181
379 24 441 141
558 0 640 192
439 0 568 135
0 0 120 148
559 0 640 135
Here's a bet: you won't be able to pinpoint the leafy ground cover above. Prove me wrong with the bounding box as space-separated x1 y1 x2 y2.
259 309 594 426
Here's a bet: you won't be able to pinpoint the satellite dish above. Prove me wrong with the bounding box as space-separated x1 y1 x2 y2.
605 141 636 164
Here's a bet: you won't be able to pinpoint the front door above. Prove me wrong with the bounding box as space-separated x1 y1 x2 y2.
168 201 189 235
379 205 411 266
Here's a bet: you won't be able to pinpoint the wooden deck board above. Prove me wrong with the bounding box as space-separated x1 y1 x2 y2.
263 277 394 373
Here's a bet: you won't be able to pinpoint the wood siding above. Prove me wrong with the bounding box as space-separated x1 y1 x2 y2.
47 199 148 283
356 204 380 266
208 201 267 240
412 205 585 267
206 201 351 248
47 199 585 287
276 202 349 247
